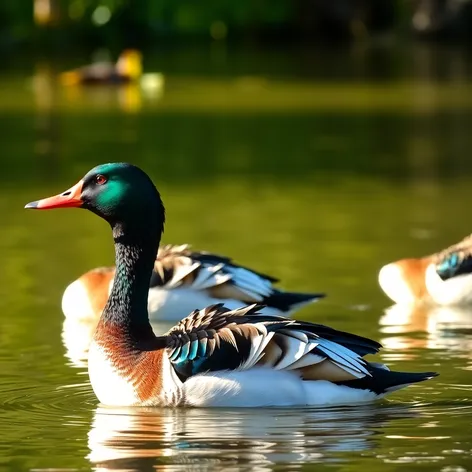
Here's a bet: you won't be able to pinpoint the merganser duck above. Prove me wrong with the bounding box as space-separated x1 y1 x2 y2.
379 234 472 305
60 50 142 86
25 163 437 407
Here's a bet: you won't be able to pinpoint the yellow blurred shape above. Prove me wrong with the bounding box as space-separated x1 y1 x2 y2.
34 0 52 25
118 84 142 113
59 71 81 86
116 49 143 80
140 73 165 100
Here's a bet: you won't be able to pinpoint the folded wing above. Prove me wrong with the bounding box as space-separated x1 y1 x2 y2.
150 244 279 303
162 304 381 383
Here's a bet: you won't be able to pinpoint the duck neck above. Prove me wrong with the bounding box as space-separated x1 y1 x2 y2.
101 220 161 339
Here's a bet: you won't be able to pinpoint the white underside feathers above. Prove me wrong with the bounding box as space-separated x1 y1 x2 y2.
88 341 140 407
378 263 416 305
182 368 379 408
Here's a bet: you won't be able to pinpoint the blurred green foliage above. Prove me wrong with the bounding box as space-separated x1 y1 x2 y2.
2 0 296 50
1 0 400 51
5 0 472 52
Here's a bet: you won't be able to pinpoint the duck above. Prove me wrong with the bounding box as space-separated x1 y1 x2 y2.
378 234 472 306
25 163 437 407
59 49 142 86
62 244 324 322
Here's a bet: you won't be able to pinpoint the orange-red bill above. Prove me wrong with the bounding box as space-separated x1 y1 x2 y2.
25 180 84 210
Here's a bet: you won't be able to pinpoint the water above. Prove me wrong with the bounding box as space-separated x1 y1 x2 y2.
1 43 472 471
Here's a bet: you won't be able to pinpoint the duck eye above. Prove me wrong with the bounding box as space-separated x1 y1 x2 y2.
95 174 107 185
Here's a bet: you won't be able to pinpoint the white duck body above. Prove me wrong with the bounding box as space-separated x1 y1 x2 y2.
88 342 379 408
90 304 437 408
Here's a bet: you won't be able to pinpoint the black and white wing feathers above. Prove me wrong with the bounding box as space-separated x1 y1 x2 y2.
162 304 381 382
150 245 324 310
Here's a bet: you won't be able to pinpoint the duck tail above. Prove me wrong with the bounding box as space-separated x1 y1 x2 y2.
338 363 438 395
263 290 325 314
380 368 439 393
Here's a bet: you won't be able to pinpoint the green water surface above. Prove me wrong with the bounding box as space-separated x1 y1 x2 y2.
0 44 471 471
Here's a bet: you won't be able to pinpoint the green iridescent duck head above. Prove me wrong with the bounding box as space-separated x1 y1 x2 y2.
25 162 165 236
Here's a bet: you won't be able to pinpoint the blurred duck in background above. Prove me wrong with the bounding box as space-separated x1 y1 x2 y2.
60 49 143 85
378 234 472 306
62 244 325 322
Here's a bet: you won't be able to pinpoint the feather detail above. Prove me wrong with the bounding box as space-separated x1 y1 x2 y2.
162 304 380 384
284 352 324 370
436 251 472 281
316 339 371 377
190 264 229 290
148 244 323 313
433 234 472 281
167 262 200 288
272 334 307 370
207 284 264 303
242 328 274 370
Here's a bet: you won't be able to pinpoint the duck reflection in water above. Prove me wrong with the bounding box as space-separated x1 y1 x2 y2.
87 404 423 471
380 303 472 354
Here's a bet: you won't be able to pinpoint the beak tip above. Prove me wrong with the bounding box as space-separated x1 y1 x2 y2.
24 201 39 209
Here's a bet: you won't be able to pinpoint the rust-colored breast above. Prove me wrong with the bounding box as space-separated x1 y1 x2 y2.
396 257 432 299
94 321 164 403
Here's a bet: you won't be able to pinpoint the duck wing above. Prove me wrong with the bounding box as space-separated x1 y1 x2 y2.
150 244 279 303
160 304 381 382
